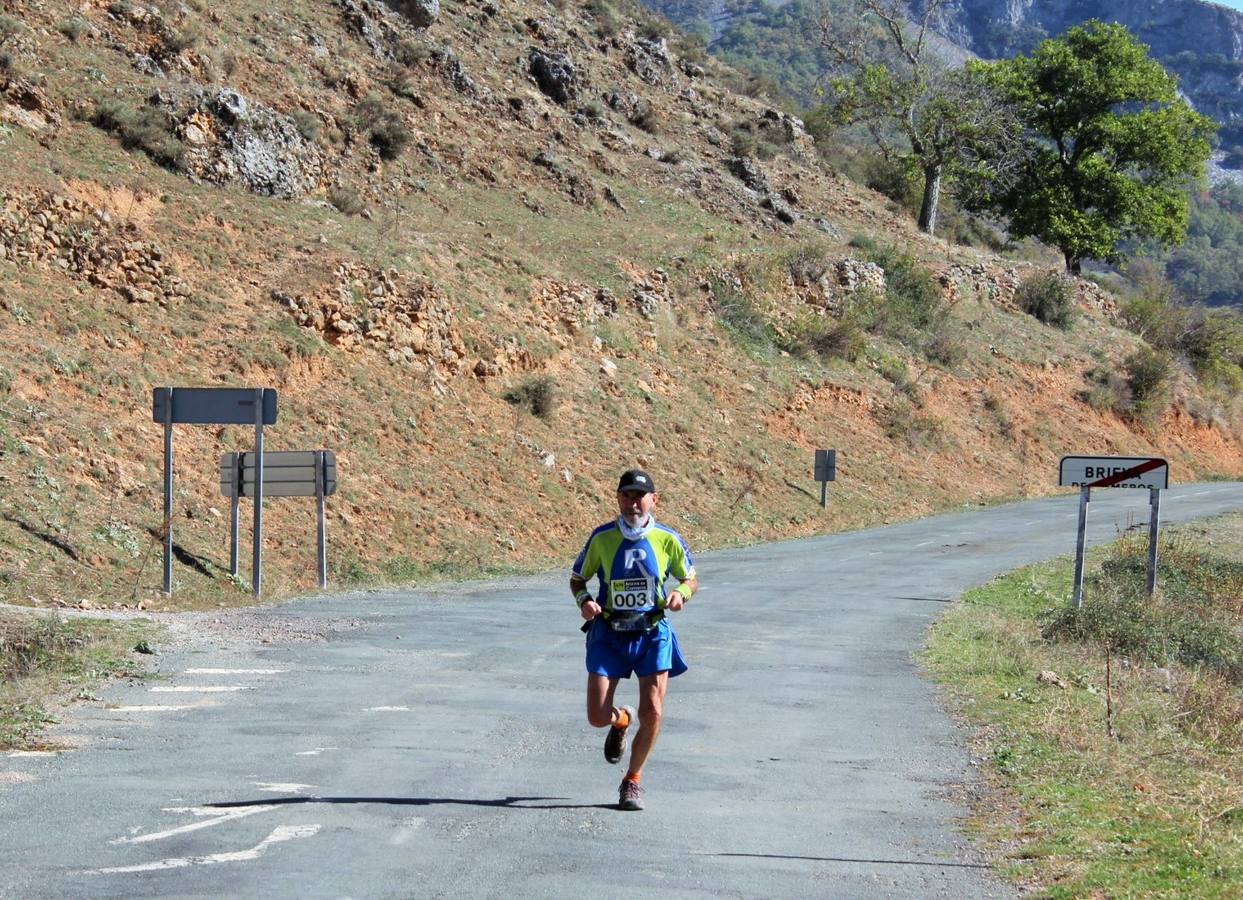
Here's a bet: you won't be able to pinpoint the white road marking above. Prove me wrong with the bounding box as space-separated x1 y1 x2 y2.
92 824 320 873
915 541 934 548
149 686 250 693
112 705 200 712
365 706 409 712
111 805 277 845
184 668 286 675
295 747 338 756
254 782 313 794
867 551 881 556
7 750 59 757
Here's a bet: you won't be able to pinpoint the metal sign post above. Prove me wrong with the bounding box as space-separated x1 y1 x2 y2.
161 388 174 594
814 449 837 509
152 387 277 597
1146 487 1161 598
1058 456 1169 608
252 388 265 599
229 452 241 577
315 451 327 590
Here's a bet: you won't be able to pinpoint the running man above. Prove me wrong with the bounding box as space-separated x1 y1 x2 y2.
570 469 699 811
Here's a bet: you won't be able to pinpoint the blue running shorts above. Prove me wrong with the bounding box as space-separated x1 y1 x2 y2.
585 617 688 679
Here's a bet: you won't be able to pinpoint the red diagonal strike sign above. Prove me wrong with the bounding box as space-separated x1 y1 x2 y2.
1089 458 1165 488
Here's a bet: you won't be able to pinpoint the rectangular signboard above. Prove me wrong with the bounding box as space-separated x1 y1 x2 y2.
153 388 277 425
220 451 337 498
814 449 837 482
1059 456 1168 489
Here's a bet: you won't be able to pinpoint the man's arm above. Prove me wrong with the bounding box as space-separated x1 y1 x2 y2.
571 574 602 620
665 571 698 612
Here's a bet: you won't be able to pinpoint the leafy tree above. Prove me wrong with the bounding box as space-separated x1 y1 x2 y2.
981 21 1216 274
816 0 1023 236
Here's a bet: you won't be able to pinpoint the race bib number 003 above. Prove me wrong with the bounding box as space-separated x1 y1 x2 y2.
610 577 655 610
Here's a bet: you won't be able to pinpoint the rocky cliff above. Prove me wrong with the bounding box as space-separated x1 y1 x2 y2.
923 0 1243 143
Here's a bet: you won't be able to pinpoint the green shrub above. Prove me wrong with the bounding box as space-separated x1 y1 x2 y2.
328 185 366 217
797 318 864 362
1179 308 1243 389
290 109 321 142
924 326 969 368
876 398 942 447
57 18 88 42
1123 347 1174 424
710 276 775 353
1015 272 1075 329
91 100 186 170
1081 365 1131 416
354 95 410 160
0 15 24 39
862 245 944 340
395 39 433 66
504 376 557 419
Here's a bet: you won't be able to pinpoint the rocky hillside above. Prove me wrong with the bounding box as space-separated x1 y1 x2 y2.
1 0 1241 613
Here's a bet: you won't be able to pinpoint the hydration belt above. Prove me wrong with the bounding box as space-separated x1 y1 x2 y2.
581 608 664 635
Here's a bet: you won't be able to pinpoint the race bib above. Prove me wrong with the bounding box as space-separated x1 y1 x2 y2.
610 577 656 611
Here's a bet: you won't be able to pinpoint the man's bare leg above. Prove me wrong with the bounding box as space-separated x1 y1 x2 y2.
626 671 668 777
586 674 624 728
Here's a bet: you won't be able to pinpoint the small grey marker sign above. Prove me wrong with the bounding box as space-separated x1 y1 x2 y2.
814 449 837 508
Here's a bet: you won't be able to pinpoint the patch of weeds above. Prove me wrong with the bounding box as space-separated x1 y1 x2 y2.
1015 272 1075 330
783 243 830 286
1081 364 1131 416
1123 347 1174 426
709 275 776 355
923 325 969 369
876 397 942 447
860 244 944 343
0 15 23 39
57 18 89 42
395 39 433 67
1 615 163 750
629 99 661 134
503 375 557 419
584 0 620 36
91 99 186 171
795 317 864 362
328 184 366 216
269 317 325 359
290 109 321 142
354 94 409 160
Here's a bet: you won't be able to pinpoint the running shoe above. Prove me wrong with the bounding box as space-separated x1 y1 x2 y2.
618 777 644 811
603 706 634 764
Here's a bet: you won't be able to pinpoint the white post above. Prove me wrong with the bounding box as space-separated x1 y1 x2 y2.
1146 487 1161 598
1072 485 1090 608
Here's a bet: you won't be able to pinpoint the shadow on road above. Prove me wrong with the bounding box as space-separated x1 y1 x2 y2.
206 796 616 811
710 852 991 870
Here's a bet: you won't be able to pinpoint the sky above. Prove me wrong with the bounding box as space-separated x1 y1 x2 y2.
1211 0 1243 10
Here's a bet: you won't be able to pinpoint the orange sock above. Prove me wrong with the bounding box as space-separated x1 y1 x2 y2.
624 771 641 784
614 708 630 729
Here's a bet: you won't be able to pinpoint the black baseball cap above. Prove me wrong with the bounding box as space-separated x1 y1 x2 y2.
617 469 656 493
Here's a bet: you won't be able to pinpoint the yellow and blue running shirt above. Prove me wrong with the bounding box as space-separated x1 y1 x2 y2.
573 520 695 613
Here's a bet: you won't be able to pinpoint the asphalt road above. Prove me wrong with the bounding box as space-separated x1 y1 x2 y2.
3 483 1242 899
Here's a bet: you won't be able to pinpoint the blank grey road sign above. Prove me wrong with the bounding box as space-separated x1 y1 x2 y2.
153 387 277 425
220 451 337 498
1059 456 1168 489
814 449 837 482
